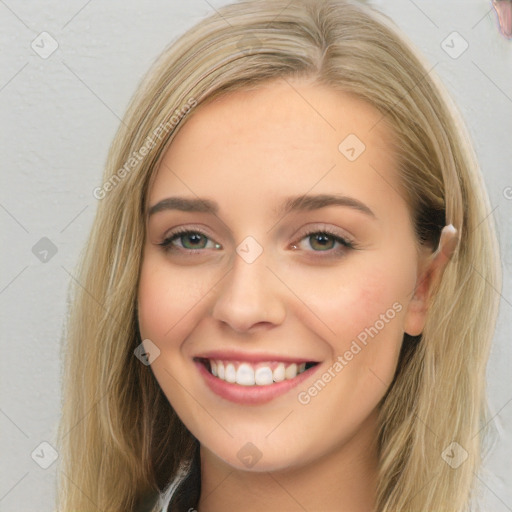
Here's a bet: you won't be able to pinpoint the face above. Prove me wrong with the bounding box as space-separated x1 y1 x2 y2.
137 78 431 473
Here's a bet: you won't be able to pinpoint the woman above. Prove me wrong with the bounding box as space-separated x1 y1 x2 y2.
56 0 501 511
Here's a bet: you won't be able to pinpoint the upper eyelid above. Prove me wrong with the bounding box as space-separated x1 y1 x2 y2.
162 225 350 240
161 224 216 240
293 223 354 244
158 218 355 243
161 225 354 249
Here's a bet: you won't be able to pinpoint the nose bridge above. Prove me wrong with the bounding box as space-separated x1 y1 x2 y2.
211 239 286 332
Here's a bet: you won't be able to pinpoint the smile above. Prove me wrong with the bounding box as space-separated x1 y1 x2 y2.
193 356 321 405
196 358 317 386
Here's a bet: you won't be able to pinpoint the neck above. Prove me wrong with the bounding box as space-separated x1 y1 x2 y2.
196 410 379 512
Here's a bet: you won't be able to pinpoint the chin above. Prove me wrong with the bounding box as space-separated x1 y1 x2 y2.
202 437 314 474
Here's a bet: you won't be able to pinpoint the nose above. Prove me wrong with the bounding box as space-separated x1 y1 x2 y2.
210 249 286 334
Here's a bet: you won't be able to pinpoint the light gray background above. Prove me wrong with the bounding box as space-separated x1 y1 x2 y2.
1 1 511 510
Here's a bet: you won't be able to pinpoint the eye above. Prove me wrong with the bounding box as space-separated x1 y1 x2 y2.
292 227 355 257
159 228 221 253
158 225 356 257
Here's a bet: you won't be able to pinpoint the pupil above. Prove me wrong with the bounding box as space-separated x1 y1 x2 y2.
311 233 334 251
183 233 206 249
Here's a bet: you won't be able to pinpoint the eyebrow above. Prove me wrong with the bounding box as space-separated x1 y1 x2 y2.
148 193 376 219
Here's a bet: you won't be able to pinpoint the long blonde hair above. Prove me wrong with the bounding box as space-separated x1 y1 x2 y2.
56 1 501 510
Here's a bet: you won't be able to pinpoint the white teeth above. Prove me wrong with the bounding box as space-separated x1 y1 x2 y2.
273 363 285 382
208 360 311 386
225 363 236 383
285 363 298 380
237 363 256 386
255 366 273 385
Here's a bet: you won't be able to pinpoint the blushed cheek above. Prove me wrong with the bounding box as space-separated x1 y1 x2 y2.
340 269 404 335
137 278 160 343
349 272 410 379
137 257 212 348
137 260 185 345
326 267 408 369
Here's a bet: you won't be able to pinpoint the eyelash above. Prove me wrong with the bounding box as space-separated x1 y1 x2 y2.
158 226 356 257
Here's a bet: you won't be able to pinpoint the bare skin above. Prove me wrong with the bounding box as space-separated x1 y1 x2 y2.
137 77 455 511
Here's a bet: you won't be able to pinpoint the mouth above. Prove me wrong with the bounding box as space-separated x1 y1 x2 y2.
194 357 319 387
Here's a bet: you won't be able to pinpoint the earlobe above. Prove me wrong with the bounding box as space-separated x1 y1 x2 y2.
404 224 459 336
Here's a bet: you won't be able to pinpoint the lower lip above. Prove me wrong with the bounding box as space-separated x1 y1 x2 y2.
195 360 321 405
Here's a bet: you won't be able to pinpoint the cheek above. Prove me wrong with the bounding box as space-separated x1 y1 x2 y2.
137 253 212 344
348 270 406 333
290 257 412 396
334 263 414 391
289 258 411 345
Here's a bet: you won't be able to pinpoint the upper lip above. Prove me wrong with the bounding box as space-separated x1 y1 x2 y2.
193 350 319 364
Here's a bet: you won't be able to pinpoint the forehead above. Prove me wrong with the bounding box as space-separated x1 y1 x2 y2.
148 79 402 220
173 79 392 153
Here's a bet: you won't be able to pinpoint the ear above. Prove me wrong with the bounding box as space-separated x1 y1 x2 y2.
404 225 459 336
